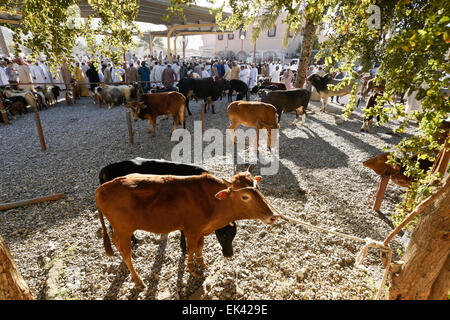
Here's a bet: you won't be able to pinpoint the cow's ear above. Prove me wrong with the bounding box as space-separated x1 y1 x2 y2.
215 188 231 200
254 176 262 183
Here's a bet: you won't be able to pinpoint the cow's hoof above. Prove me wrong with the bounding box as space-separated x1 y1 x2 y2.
133 280 146 291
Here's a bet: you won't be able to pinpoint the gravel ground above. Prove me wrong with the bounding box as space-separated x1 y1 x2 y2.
0 93 416 300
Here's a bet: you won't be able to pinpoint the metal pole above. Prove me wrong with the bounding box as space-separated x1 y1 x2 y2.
34 113 47 151
173 37 177 58
201 103 205 132
182 36 186 60
149 33 153 58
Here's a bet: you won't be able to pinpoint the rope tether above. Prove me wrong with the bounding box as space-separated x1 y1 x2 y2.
266 199 393 300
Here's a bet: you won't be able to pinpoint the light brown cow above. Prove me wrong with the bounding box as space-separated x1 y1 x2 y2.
227 101 280 148
94 169 278 289
125 91 185 137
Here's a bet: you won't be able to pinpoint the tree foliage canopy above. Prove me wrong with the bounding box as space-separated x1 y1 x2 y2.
315 0 449 224
2 0 449 226
166 0 449 225
0 0 140 69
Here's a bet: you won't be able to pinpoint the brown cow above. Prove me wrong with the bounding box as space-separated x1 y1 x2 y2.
363 152 434 187
94 170 278 289
125 91 185 137
227 101 279 148
362 78 385 100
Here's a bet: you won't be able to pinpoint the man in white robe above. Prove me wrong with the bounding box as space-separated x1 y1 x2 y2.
249 64 258 89
30 62 48 85
0 63 9 86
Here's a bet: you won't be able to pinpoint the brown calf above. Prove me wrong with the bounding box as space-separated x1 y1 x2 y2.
125 91 185 137
94 170 278 289
227 101 279 148
363 152 434 188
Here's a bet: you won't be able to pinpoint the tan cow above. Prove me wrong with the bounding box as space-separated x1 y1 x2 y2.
94 170 278 289
125 91 186 137
227 101 280 148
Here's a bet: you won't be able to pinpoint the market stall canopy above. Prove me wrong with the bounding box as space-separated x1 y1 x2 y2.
78 0 225 26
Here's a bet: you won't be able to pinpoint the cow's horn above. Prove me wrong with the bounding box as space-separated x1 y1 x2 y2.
247 164 254 173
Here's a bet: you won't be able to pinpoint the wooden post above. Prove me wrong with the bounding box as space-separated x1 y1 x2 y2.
97 93 102 108
34 113 46 151
373 175 390 211
0 99 8 124
0 194 64 211
126 111 134 144
0 91 8 124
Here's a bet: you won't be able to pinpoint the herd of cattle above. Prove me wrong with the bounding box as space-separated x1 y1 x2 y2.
90 74 399 289
2 73 414 290
1 72 388 134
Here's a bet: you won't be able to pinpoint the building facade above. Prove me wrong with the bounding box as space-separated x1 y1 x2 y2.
201 14 302 63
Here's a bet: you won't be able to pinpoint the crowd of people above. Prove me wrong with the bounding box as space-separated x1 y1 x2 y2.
0 53 328 96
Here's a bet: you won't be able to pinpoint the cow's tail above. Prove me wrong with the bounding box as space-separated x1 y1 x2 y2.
97 208 114 256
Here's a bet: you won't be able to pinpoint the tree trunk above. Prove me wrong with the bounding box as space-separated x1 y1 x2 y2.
0 235 34 300
389 175 450 300
294 18 317 89
0 27 10 57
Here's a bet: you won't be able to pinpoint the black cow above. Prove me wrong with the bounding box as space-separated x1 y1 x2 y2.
50 86 62 103
98 157 237 257
251 84 279 95
150 85 179 93
259 88 311 125
2 96 28 120
177 77 222 115
225 79 249 102
258 78 287 90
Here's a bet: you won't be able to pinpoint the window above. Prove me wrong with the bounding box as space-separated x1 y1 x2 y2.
228 33 234 40
268 25 276 37
239 29 246 39
218 34 223 40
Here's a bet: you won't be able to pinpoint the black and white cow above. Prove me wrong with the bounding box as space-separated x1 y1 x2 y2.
308 73 356 112
177 77 224 115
